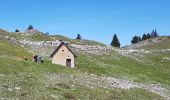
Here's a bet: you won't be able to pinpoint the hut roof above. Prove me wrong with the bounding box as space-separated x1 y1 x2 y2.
50 42 76 57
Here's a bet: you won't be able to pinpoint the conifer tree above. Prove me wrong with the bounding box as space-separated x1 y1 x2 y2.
131 36 140 44
150 29 158 38
76 33 82 40
28 25 34 30
154 29 158 37
142 34 147 40
138 36 142 41
15 29 20 33
146 33 151 39
111 34 120 48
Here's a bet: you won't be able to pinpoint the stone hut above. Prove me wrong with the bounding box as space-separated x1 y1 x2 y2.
50 42 76 68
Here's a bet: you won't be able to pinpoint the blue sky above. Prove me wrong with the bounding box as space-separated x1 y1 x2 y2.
0 0 170 46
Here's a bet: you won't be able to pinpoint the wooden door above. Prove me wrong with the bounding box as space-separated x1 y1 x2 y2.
66 59 71 67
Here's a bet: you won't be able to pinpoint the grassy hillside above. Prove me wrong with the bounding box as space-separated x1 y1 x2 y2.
0 40 31 60
144 36 170 50
125 36 170 50
0 29 105 46
0 57 165 100
0 45 167 99
0 29 170 99
70 39 105 46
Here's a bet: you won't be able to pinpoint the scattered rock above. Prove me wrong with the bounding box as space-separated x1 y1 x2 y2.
45 73 170 99
24 29 41 35
7 88 12 92
15 87 21 90
162 57 170 61
50 94 59 99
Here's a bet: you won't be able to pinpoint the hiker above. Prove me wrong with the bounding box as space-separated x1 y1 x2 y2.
38 56 44 63
32 54 38 62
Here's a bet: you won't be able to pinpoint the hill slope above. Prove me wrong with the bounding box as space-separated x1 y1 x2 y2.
0 30 170 99
125 36 170 50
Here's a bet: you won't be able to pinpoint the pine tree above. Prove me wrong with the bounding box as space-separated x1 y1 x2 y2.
131 36 140 44
111 34 120 48
15 29 20 33
28 25 34 30
131 37 135 44
138 36 142 41
150 30 155 38
154 29 158 37
76 34 82 40
146 33 151 39
150 29 158 38
142 34 147 40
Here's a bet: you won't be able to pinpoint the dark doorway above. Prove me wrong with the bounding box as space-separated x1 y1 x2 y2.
66 59 71 67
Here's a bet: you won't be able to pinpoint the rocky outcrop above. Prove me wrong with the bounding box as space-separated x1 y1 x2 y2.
23 29 42 35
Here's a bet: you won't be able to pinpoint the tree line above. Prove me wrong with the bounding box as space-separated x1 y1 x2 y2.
131 29 158 44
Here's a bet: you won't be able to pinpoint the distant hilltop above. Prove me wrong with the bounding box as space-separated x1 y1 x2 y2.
15 25 42 35
24 29 41 35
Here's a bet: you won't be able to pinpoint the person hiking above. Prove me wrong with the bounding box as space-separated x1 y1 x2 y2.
32 54 38 62
38 56 44 63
